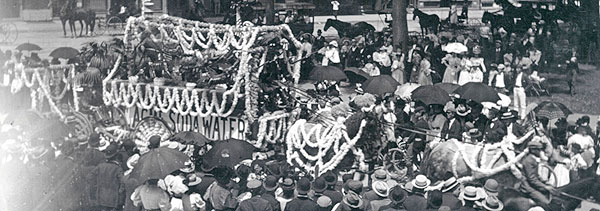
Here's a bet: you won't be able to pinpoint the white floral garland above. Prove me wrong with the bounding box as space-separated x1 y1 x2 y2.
251 110 299 148
102 80 242 117
449 139 530 183
285 119 367 177
8 64 75 119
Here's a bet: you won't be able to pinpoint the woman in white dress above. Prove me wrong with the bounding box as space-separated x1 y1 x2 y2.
391 52 405 84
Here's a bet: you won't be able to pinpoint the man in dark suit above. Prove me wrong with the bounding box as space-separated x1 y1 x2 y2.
347 42 367 67
442 102 463 140
285 178 319 211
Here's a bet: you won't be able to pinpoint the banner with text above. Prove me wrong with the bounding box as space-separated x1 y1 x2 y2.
128 107 247 140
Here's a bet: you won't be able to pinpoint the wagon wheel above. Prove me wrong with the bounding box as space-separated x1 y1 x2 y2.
383 148 409 179
133 116 174 144
0 22 18 44
93 17 106 36
64 111 93 141
299 32 314 44
107 16 125 35
94 106 128 127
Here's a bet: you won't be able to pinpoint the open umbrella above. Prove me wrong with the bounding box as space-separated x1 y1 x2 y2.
443 42 468 54
362 75 400 95
395 83 420 99
170 131 210 146
344 67 370 83
434 83 460 94
50 47 79 59
16 43 42 51
453 82 500 103
130 147 190 183
202 139 256 169
309 65 348 82
411 85 451 105
532 101 572 120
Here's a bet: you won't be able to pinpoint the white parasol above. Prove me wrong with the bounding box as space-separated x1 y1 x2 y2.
443 42 469 54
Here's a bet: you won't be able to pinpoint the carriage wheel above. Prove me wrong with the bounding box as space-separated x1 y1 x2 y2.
0 22 18 44
64 111 93 141
107 16 125 35
93 17 106 36
299 32 314 43
383 148 409 178
96 106 128 127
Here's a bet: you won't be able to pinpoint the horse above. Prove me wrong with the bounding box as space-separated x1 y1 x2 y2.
499 176 600 211
482 11 514 33
412 8 440 35
323 19 376 39
55 0 96 37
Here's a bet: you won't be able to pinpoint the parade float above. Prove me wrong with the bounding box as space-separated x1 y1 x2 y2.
101 14 303 149
4 64 78 119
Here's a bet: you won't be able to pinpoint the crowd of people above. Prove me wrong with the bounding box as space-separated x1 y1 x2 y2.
1 4 600 211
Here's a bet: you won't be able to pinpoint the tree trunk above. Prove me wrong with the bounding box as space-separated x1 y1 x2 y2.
392 0 409 54
265 0 275 25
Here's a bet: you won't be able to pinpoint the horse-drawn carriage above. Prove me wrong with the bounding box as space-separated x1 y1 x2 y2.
251 1 316 36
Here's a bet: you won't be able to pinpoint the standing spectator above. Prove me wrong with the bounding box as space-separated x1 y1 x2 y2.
131 179 172 211
237 180 273 211
319 41 341 68
440 177 462 210
457 186 482 211
373 47 392 74
261 176 281 211
442 53 460 84
322 171 343 206
378 186 406 210
204 166 238 211
513 59 531 119
442 102 463 140
314 30 326 53
367 181 392 211
426 190 443 210
277 178 296 211
331 0 340 19
87 143 125 211
418 54 434 85
566 56 578 96
403 175 429 211
391 52 405 84
316 196 333 211
285 177 319 211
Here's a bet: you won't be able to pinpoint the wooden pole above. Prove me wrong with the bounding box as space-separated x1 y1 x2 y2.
392 0 409 54
265 0 274 24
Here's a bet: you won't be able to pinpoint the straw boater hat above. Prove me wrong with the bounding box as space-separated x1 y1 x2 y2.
371 169 390 181
441 177 459 193
482 195 504 211
317 195 333 208
342 192 364 209
412 175 431 190
280 178 295 191
180 160 195 173
460 186 485 202
372 181 390 198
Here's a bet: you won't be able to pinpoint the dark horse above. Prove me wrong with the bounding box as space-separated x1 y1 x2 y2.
55 0 96 37
412 8 440 34
323 19 376 39
499 176 600 211
482 11 514 33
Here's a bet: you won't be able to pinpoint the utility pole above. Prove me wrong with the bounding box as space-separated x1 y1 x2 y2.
265 0 275 24
392 0 409 53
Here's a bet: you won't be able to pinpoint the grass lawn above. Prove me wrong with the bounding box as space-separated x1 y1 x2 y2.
533 64 600 114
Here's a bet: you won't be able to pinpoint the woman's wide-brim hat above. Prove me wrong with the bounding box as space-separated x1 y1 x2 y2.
466 128 482 138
